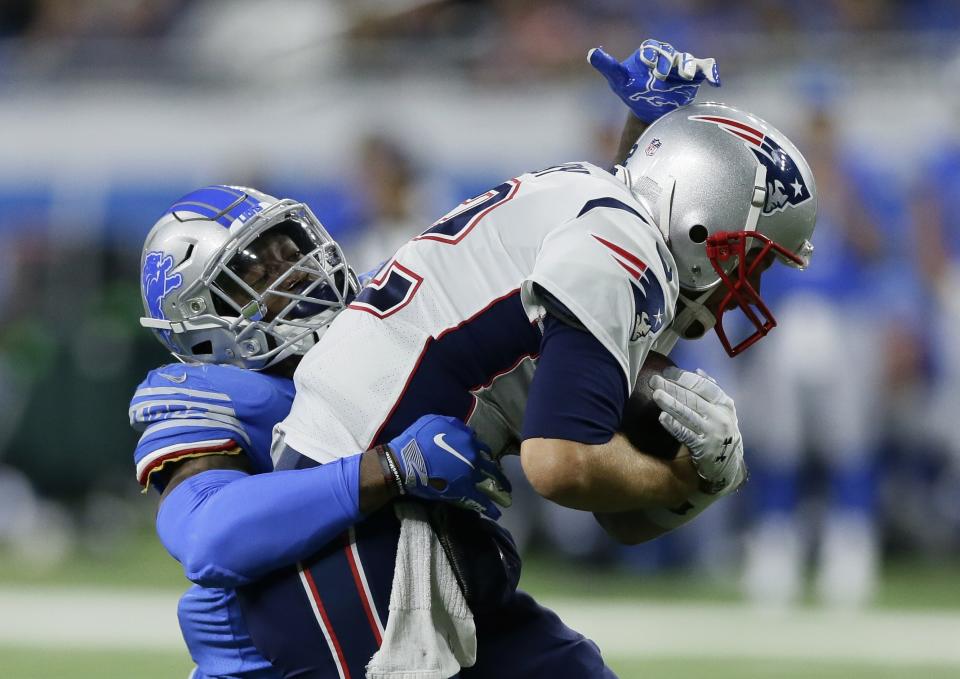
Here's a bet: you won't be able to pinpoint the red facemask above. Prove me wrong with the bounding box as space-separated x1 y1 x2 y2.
705 231 806 357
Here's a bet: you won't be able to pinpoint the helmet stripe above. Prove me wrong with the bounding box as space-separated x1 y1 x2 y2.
690 115 764 143
725 128 764 146
168 201 233 226
165 185 263 227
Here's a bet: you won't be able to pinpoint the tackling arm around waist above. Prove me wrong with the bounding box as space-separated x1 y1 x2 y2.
155 448 396 588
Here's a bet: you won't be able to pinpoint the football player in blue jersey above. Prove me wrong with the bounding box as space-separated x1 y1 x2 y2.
131 185 511 679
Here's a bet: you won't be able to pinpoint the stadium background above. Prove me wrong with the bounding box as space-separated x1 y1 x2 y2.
1 1 959 677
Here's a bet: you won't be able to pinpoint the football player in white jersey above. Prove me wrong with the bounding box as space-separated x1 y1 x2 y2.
236 43 817 678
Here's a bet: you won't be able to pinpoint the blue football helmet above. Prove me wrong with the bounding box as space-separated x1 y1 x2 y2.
140 185 359 370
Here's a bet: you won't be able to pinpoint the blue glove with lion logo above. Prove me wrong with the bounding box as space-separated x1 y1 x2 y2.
589 39 721 123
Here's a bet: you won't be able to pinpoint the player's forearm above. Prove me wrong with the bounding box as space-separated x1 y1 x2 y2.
157 451 396 587
612 114 649 165
520 434 698 513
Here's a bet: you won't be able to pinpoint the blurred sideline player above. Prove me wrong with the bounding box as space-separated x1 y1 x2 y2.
737 101 905 608
913 70 960 546
131 186 509 679
342 134 453 273
239 44 817 677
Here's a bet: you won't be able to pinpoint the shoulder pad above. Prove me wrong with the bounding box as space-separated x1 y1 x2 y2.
129 363 292 490
136 362 223 391
130 364 251 490
134 363 281 406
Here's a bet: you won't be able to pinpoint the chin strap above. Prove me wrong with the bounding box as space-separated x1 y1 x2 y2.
744 164 767 233
673 288 718 339
651 287 717 356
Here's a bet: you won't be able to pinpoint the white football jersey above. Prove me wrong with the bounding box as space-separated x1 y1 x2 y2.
276 162 680 465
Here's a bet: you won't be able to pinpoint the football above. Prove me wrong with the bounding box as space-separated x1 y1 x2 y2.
619 351 682 460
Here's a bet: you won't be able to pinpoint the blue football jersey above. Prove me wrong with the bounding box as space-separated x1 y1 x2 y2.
179 585 279 679
129 363 293 679
129 363 294 490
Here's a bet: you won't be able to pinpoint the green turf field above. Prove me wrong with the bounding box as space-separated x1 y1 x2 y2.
0 647 194 679
2 533 959 609
520 552 960 610
607 657 960 679
2 647 958 679
1 535 958 679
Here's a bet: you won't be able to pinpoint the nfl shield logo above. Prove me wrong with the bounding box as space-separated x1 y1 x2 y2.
645 138 662 156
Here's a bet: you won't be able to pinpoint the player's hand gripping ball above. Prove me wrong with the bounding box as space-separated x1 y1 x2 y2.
650 367 746 495
589 39 720 124
619 351 684 460
386 415 512 519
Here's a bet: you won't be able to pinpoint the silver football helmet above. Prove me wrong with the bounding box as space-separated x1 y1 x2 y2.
139 185 359 370
619 102 817 356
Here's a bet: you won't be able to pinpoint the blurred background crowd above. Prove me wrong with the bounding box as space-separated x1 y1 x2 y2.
1 0 959 610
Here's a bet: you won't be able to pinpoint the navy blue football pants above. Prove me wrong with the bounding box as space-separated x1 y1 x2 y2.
236 504 617 679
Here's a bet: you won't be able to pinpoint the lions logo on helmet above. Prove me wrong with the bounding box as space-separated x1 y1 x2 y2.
139 185 359 370
141 251 183 350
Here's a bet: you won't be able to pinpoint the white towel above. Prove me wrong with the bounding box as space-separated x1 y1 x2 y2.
366 503 477 679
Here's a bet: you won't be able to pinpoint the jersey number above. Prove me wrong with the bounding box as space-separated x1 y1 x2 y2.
415 178 521 244
349 261 424 318
351 178 520 317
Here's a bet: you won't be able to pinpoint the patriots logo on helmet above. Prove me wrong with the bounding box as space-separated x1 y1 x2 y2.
142 251 183 347
689 115 811 215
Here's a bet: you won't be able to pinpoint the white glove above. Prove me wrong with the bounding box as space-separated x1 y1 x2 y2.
650 367 746 495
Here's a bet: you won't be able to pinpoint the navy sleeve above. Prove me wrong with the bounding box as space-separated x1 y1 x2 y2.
521 312 629 444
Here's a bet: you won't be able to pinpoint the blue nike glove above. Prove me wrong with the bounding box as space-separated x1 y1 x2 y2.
589 39 721 124
386 414 512 520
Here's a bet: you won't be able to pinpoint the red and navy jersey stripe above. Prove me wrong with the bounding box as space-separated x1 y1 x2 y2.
236 505 400 679
368 289 542 448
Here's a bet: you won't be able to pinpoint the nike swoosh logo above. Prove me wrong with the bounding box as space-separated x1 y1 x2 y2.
159 372 188 384
433 434 474 469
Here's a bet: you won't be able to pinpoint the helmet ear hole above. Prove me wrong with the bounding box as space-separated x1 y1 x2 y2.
191 340 213 355
689 224 709 244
